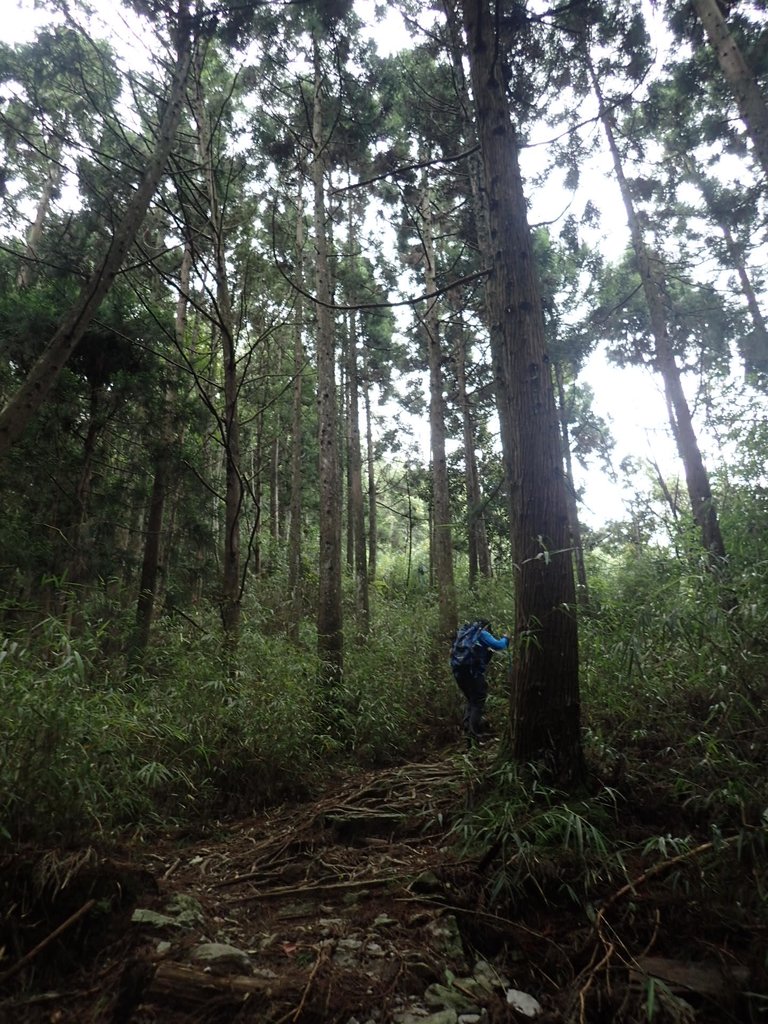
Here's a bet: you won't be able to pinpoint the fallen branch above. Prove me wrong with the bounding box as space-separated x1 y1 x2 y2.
576 836 740 1024
292 943 330 1021
0 898 96 984
232 874 401 904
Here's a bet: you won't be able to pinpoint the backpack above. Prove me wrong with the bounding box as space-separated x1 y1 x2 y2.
450 620 487 670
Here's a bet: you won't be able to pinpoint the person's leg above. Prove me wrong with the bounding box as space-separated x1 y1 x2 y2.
454 667 475 744
465 672 488 741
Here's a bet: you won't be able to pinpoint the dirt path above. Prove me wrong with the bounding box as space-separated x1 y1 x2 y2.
0 744 760 1023
2 747 529 1024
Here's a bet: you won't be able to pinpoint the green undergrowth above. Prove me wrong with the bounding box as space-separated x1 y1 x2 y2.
449 544 768 1021
0 577 467 844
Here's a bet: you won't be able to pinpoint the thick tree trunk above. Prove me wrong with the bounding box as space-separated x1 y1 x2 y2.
459 0 581 787
692 0 768 179
0 25 193 460
419 166 457 640
312 47 343 689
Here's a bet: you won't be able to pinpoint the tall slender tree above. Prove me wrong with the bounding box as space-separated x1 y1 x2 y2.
689 0 768 179
311 37 344 689
417 162 458 640
589 55 729 566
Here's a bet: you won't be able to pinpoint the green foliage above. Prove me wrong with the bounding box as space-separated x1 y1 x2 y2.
0 571 466 842
0 611 322 841
449 531 767 958
337 597 456 762
451 760 626 908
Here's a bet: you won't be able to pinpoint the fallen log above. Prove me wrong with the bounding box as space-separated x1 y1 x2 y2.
147 962 274 1005
631 956 750 997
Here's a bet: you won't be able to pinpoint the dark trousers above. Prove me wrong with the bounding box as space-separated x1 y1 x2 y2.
453 666 487 741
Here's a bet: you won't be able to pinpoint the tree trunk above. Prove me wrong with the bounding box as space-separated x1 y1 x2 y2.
453 317 492 583
133 238 192 657
312 44 343 690
691 0 768 179
684 159 768 376
16 135 63 289
363 366 377 581
344 356 354 570
0 22 194 460
344 178 370 631
459 0 582 787
720 219 768 376
191 42 241 646
347 309 370 634
419 164 457 641
554 363 589 606
288 190 306 642
592 63 729 565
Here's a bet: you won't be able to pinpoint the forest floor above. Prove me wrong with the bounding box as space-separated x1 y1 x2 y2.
0 738 763 1024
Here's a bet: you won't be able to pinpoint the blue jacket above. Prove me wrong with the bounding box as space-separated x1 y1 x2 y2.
479 629 509 652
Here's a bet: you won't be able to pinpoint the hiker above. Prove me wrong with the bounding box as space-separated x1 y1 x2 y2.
450 619 510 747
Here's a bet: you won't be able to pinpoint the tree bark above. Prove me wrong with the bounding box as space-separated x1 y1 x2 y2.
684 158 768 376
288 189 306 642
691 0 768 180
0 20 194 460
459 0 581 787
312 43 343 689
16 134 63 289
418 164 457 640
363 363 378 581
347 309 370 634
554 363 589 606
453 317 491 583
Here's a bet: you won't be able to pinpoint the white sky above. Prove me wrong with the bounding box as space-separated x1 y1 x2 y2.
3 0 756 531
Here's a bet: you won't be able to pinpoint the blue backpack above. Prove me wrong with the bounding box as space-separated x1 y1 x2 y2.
450 620 487 670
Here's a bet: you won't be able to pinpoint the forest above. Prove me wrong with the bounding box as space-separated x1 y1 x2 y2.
0 0 766 1021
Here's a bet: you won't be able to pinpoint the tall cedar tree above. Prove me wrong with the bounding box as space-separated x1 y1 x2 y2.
458 0 582 786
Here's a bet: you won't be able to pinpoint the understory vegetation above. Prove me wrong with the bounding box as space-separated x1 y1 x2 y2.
3 537 767 858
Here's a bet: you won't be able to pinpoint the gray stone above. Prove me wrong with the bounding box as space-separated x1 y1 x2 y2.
424 983 478 1013
131 908 178 929
505 989 542 1017
166 893 205 927
425 915 464 962
191 942 254 976
333 936 364 966
473 960 509 989
394 1011 458 1024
